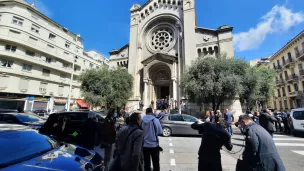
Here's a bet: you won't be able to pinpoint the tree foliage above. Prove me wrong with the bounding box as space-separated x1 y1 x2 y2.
78 67 133 109
182 55 276 111
182 55 245 110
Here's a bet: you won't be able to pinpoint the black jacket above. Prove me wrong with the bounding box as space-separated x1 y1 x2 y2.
259 113 277 133
242 122 286 171
191 122 233 163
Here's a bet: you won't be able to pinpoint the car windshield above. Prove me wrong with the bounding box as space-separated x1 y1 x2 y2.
0 129 60 168
15 115 42 123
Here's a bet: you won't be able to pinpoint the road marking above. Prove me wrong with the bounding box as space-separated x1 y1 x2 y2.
169 143 173 146
170 149 174 154
170 159 176 166
273 138 304 141
169 138 172 141
275 143 304 147
273 135 284 137
292 151 304 156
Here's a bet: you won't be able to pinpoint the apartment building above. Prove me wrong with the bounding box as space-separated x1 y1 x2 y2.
85 50 109 67
271 30 304 111
0 0 102 112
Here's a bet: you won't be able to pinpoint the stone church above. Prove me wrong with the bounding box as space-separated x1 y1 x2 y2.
109 0 241 115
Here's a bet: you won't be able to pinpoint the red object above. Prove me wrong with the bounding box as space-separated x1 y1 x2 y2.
76 99 90 108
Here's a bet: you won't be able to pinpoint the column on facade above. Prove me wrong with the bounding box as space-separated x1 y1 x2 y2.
135 47 142 99
172 61 178 107
143 65 149 107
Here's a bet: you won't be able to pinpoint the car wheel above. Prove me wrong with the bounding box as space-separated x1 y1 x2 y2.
291 126 298 137
162 127 172 137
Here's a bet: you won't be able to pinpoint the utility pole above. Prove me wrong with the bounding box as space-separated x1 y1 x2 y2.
66 60 75 111
175 21 182 114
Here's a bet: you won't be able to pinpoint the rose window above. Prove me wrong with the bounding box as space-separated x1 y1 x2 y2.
150 28 174 51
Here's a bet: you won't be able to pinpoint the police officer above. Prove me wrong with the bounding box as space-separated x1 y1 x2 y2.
191 116 233 171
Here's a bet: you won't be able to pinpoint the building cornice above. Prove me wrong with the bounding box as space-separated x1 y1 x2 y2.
271 30 304 60
109 44 129 55
109 57 129 62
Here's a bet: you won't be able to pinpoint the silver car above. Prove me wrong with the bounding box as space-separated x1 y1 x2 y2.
159 114 203 137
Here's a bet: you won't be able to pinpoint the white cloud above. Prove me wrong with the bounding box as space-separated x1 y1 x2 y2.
26 0 53 17
233 5 304 52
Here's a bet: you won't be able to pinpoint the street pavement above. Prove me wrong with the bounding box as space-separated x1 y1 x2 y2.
159 136 236 171
158 131 304 171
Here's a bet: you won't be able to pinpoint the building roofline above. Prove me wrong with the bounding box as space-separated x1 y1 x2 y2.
270 30 304 60
109 44 129 55
0 0 83 41
196 25 233 33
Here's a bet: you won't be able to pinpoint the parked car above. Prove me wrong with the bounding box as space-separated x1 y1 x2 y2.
0 124 103 170
0 113 45 129
160 114 203 137
39 111 104 145
33 110 47 117
289 108 304 136
0 109 17 113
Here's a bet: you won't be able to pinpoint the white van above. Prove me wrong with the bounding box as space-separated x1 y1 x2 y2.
290 108 304 136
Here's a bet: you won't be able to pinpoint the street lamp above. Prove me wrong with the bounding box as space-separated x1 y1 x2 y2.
66 56 75 112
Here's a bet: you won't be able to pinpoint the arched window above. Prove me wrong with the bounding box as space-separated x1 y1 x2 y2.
208 47 213 54
172 0 176 5
197 49 202 57
203 48 208 56
214 46 219 56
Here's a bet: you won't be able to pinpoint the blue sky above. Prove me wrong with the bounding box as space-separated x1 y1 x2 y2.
26 0 304 61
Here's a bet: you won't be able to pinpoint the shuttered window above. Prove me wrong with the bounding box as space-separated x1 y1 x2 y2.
58 86 64 96
19 78 29 91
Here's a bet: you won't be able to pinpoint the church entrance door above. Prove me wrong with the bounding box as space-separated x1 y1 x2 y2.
160 86 169 99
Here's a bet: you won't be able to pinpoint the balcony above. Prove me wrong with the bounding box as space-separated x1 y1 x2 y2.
274 65 282 72
286 74 299 82
283 59 295 68
276 79 285 86
296 50 304 60
299 70 304 77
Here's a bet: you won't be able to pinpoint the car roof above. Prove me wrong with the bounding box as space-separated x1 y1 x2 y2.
0 124 29 132
0 113 31 116
291 108 304 112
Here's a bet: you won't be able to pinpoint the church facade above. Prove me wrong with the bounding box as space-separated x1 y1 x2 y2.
109 0 239 113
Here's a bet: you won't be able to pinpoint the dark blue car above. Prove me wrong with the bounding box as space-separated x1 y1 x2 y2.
0 124 104 170
0 113 45 129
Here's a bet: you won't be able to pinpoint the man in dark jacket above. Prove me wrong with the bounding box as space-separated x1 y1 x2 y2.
259 109 277 137
191 118 233 171
239 115 286 171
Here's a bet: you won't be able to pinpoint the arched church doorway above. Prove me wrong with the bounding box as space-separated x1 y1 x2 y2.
148 63 172 102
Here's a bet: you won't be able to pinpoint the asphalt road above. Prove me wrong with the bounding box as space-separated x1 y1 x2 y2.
158 131 304 171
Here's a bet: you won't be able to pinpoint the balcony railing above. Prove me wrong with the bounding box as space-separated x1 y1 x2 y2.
299 70 304 76
296 50 304 60
286 74 298 82
283 59 295 68
276 79 285 86
274 65 282 72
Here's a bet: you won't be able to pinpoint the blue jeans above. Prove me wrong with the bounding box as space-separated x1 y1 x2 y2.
228 123 233 135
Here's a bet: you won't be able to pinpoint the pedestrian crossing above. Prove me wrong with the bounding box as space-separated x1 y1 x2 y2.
231 134 304 156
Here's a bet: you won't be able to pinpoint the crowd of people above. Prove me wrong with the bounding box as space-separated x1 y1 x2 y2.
196 108 286 171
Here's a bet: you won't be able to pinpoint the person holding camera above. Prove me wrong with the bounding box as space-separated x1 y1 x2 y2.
142 108 163 171
191 116 233 171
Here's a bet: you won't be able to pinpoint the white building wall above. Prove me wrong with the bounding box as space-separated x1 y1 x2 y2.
0 1 101 111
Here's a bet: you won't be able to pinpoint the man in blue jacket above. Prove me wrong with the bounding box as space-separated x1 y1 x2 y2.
224 109 234 135
142 108 163 171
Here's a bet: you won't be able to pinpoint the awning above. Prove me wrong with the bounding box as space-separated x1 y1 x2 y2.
76 99 90 108
54 99 67 104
